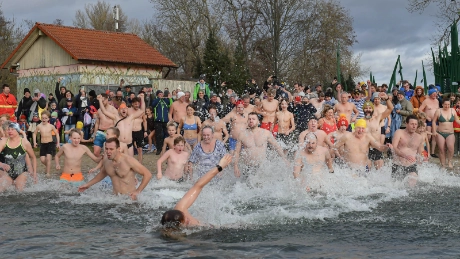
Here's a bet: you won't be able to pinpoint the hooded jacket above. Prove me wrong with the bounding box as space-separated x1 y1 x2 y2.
410 86 426 112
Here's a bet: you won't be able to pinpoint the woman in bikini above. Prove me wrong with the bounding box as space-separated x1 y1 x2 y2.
178 104 202 149
318 105 337 135
432 98 460 168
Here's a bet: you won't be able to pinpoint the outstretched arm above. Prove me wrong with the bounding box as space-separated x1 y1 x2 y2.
97 95 117 121
84 146 102 163
156 150 171 180
175 154 232 212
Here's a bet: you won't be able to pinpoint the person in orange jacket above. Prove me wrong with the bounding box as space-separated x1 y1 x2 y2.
0 84 18 121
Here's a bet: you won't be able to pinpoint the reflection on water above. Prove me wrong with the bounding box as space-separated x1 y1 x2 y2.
1 155 460 258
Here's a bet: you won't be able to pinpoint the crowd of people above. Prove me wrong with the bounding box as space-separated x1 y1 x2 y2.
0 75 459 228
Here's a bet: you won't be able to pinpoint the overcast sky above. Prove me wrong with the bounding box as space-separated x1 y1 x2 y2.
2 0 442 86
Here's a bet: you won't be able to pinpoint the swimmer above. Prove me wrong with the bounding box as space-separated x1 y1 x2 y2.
257 89 279 136
33 111 60 177
392 115 424 187
161 154 232 228
0 122 37 192
298 118 328 147
293 132 334 191
55 129 102 186
334 118 391 172
157 136 189 181
222 100 247 154
78 138 152 200
233 112 288 178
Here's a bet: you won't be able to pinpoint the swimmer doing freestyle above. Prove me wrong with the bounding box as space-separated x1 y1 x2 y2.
161 154 232 228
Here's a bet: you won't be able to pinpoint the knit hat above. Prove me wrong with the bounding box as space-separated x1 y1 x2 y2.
337 114 349 128
24 88 30 94
177 92 185 99
156 90 163 96
235 100 245 106
51 112 58 118
428 88 437 96
76 121 83 129
363 101 374 109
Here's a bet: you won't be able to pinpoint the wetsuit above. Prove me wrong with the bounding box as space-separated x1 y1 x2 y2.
1 139 27 180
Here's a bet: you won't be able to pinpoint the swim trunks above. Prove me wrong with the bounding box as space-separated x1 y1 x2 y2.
40 142 56 157
60 172 84 186
229 137 238 151
368 148 383 161
185 138 198 147
94 130 107 148
260 122 278 136
391 163 417 181
132 130 144 148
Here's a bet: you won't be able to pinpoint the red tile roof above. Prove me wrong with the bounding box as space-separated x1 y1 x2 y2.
1 23 177 69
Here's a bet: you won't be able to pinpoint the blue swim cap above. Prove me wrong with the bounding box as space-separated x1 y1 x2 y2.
428 88 437 96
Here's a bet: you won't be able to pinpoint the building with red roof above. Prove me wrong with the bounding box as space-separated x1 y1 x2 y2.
1 23 178 99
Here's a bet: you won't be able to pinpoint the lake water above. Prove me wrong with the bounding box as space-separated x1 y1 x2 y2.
1 159 460 258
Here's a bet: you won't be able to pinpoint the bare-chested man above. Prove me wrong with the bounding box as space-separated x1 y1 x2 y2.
222 100 247 154
310 93 325 119
128 97 147 163
362 93 394 169
93 93 116 157
232 95 254 114
293 133 334 191
233 112 287 178
391 115 424 187
419 88 439 157
97 93 145 156
334 119 391 173
275 99 295 154
258 88 279 136
169 92 188 124
157 136 189 181
334 92 359 131
298 118 328 147
202 106 229 143
55 129 101 186
78 138 152 200
372 93 391 144
88 127 129 174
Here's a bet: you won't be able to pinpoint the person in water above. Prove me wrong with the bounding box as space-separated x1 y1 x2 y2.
156 136 189 181
161 154 232 228
55 128 102 186
0 122 37 192
78 137 152 200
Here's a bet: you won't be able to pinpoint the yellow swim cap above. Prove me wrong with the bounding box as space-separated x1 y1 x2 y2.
76 121 83 129
355 118 367 128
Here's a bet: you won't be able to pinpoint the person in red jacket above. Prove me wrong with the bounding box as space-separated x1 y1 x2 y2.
0 84 17 121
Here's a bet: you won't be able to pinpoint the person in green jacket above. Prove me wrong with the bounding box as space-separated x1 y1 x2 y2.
193 76 210 101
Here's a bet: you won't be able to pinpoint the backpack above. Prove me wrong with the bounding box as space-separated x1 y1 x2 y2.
83 112 92 126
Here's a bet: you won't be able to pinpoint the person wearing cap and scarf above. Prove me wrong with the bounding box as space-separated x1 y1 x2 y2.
16 88 32 120
334 118 391 173
0 122 37 192
396 90 413 129
193 76 210 100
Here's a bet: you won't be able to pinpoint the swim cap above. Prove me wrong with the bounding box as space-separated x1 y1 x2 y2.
235 100 245 106
118 103 127 110
76 121 83 129
337 114 349 128
8 122 21 133
362 101 374 109
177 91 185 99
428 88 437 96
355 118 367 128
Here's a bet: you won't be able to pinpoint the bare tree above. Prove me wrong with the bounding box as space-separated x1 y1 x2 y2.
73 0 128 32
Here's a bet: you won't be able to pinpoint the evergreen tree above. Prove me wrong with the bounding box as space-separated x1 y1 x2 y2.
203 30 222 92
345 74 355 92
229 42 250 95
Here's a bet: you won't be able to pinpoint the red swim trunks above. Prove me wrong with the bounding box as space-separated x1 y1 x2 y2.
260 122 278 137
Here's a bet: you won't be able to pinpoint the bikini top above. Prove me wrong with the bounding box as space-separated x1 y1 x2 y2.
320 119 337 135
183 117 198 130
439 109 455 123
